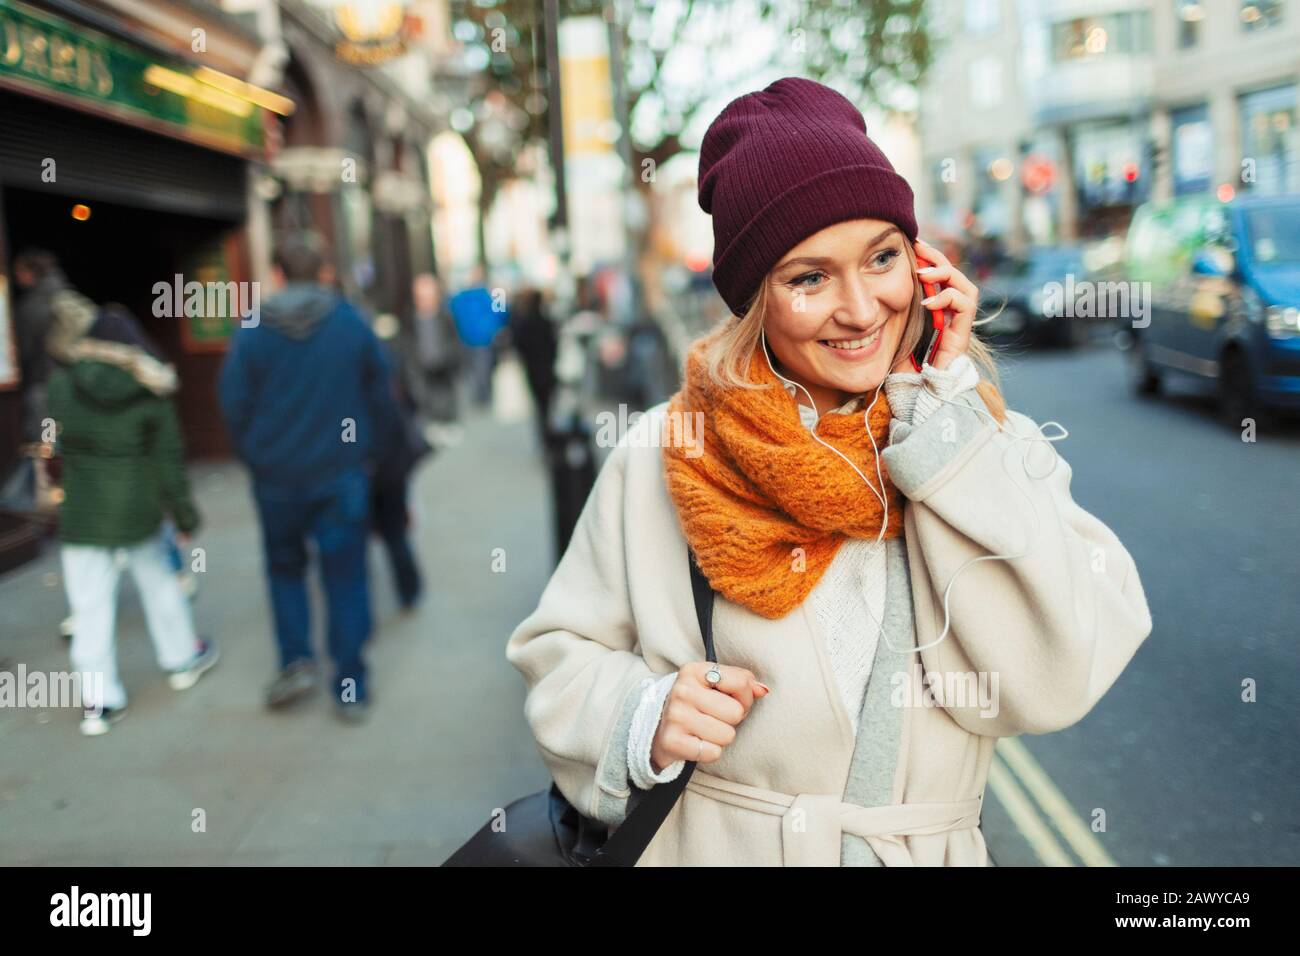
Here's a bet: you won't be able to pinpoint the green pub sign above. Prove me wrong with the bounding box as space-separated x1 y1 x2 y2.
0 0 263 153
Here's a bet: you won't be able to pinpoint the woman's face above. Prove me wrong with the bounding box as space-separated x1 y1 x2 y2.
762 218 915 408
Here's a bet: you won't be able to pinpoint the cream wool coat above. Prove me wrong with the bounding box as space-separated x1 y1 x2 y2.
505 383 1154 866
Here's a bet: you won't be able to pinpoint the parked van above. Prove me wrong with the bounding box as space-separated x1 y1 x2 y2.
1123 193 1300 425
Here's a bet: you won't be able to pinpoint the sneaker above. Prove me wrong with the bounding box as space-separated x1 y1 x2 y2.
80 705 126 736
168 638 219 690
265 660 318 710
334 695 370 725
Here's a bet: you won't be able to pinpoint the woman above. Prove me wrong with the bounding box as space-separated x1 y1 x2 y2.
48 304 217 735
505 77 1152 866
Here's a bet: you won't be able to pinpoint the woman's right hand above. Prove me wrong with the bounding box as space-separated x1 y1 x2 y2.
650 662 771 772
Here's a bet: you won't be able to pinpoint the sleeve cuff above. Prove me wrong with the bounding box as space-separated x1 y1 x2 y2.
627 672 685 789
882 369 923 424
913 354 980 426
880 385 1000 501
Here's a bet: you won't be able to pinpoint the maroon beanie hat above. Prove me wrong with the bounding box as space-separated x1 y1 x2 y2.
698 76 918 316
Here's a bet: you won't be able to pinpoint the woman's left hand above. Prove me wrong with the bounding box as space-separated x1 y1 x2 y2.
910 238 980 372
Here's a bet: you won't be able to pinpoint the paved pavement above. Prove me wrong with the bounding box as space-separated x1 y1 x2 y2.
0 404 554 865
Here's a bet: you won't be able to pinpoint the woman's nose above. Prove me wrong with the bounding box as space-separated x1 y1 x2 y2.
832 274 880 329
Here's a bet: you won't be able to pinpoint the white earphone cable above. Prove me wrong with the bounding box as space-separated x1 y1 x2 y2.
758 328 1069 654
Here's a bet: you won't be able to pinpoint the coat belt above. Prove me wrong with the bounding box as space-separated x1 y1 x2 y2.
685 769 983 866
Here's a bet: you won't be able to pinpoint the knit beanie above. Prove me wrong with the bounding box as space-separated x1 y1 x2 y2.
698 76 918 316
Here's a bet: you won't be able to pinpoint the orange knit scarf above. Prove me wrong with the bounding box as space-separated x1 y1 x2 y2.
662 329 906 621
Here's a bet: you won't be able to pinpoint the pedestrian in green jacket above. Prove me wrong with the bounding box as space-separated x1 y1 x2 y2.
47 304 218 735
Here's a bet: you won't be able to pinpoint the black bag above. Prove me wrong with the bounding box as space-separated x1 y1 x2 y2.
442 546 717 866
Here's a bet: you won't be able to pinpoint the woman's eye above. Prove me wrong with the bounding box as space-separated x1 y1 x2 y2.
790 271 827 289
871 248 902 269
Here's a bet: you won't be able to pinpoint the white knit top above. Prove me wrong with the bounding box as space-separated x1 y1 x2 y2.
627 355 982 788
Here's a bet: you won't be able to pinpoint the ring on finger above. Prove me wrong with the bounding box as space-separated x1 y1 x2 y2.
705 665 721 688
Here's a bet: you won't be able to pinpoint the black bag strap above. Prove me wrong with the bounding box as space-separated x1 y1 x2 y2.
588 546 716 866
688 546 718 663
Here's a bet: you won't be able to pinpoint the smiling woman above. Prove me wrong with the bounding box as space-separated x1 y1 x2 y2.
500 76 1152 868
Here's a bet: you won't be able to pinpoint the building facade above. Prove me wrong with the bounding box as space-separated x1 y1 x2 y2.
916 0 1299 250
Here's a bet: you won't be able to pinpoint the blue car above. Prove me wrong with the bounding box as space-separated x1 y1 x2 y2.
1124 193 1300 425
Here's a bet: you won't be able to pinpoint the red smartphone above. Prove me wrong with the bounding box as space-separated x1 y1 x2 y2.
910 253 947 372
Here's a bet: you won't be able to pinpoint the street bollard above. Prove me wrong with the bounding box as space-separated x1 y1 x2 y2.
546 410 596 567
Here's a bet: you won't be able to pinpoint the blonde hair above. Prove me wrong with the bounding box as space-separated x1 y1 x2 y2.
705 240 1002 395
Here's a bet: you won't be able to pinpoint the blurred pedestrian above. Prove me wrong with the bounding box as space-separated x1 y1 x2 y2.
218 232 400 723
6 250 100 642
507 285 558 444
47 304 215 736
371 319 432 613
410 273 461 440
3 250 97 515
11 249 96 441
448 266 507 408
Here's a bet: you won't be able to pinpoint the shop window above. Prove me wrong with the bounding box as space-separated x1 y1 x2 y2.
1240 1 1284 31
1175 0 1204 48
1051 10 1152 61
1238 83 1299 195
971 146 1010 235
1071 120 1149 209
1171 103 1213 195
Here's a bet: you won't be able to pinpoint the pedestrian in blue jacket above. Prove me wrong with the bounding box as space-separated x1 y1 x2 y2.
218 233 400 722
449 267 508 406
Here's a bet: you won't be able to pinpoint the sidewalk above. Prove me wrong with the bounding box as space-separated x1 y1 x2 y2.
0 405 558 865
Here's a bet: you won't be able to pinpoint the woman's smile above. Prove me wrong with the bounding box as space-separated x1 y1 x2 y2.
818 326 885 359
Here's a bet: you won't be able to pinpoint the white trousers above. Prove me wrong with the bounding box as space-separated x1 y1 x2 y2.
61 532 198 710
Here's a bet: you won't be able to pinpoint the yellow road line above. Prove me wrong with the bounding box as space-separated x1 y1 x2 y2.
986 752 1076 866
997 737 1118 867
